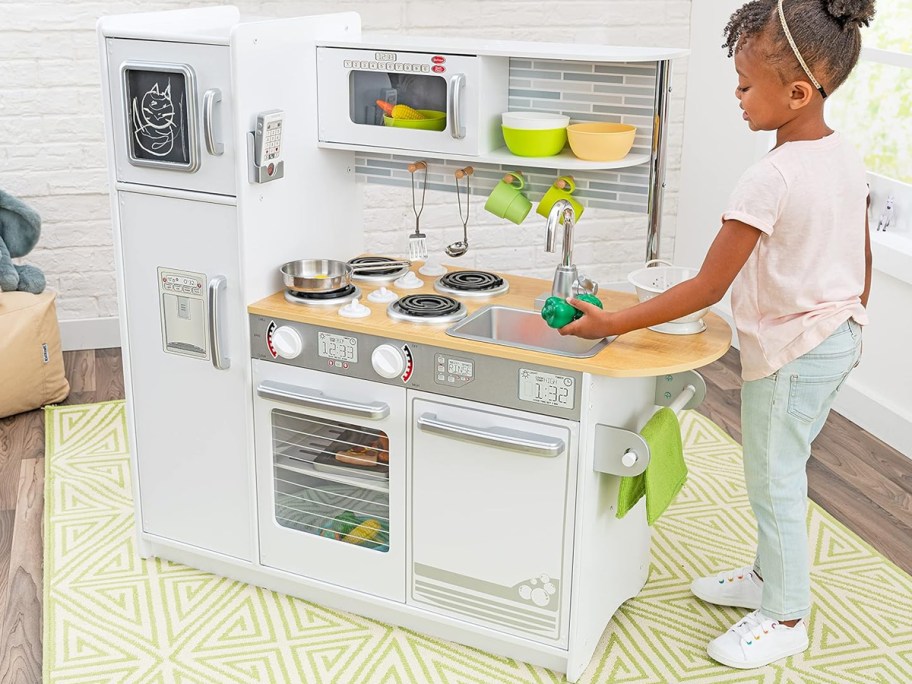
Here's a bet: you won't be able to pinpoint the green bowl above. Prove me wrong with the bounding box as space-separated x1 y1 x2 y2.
502 125 567 157
383 110 447 131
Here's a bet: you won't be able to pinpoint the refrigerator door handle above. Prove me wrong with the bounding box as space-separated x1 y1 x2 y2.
208 275 230 370
203 88 224 156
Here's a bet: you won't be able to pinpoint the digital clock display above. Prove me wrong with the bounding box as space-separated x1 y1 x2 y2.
374 52 398 62
318 332 357 363
518 369 575 409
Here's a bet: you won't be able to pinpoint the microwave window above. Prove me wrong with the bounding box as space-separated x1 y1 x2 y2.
349 70 447 130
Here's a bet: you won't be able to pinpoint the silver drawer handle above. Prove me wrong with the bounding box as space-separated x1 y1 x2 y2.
417 413 564 457
257 381 389 419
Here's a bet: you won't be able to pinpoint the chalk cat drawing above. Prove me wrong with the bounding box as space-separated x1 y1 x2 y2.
131 81 182 157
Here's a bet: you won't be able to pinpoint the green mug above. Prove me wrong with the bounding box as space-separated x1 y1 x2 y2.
536 175 585 221
484 172 532 224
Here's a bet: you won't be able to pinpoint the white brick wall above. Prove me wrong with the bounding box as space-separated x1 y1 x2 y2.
0 0 691 321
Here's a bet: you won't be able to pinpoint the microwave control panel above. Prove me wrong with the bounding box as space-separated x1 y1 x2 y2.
343 59 438 74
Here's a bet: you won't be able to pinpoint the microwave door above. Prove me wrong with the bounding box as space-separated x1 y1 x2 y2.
351 70 392 125
386 72 447 112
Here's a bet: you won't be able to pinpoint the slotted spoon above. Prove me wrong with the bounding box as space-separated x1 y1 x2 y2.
408 161 428 260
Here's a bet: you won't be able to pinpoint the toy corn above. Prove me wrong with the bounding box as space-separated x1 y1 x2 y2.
343 518 382 545
375 100 427 120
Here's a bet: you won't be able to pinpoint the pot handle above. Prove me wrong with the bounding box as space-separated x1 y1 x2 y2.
644 258 674 268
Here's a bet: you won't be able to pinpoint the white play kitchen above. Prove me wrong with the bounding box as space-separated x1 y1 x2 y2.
97 6 731 681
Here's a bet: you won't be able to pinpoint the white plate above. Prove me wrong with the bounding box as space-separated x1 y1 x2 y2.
502 111 570 130
648 319 706 335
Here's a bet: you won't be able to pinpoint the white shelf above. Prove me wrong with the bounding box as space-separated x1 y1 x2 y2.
319 36 688 63
320 142 650 171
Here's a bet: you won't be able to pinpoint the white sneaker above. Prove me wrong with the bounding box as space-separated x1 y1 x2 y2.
690 566 763 609
707 610 809 669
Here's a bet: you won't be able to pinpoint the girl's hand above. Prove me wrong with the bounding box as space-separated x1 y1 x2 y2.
558 298 614 338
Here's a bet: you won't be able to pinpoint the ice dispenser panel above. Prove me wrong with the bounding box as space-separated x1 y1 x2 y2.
158 267 207 359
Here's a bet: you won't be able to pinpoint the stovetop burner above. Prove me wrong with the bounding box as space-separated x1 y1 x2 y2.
434 270 509 297
284 284 360 306
387 294 466 324
348 256 409 284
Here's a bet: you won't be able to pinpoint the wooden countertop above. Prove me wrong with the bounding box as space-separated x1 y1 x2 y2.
248 264 731 377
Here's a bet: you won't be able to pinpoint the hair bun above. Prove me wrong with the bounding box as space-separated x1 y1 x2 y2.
826 0 876 30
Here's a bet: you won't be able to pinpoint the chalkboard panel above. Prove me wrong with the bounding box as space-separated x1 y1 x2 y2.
123 63 198 171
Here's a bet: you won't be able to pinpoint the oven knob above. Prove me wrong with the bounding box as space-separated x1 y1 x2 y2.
272 326 303 359
371 344 405 379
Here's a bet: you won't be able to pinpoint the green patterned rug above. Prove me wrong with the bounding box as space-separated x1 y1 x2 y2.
44 401 912 683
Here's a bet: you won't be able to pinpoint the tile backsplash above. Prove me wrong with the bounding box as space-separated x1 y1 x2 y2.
355 59 659 214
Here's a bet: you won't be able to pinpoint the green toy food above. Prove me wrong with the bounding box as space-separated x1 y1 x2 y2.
573 293 603 319
540 296 578 328
541 294 604 328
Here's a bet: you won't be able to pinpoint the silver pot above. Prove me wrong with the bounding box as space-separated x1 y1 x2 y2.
281 259 353 293
281 258 413 293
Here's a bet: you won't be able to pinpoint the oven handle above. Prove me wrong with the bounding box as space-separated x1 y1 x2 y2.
257 380 390 419
417 413 564 457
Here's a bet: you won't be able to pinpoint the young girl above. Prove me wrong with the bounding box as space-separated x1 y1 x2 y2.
561 0 875 670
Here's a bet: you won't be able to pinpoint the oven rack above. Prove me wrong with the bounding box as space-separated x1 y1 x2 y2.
275 453 390 494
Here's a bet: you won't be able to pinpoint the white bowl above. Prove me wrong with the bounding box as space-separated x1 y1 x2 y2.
628 260 709 332
501 111 570 130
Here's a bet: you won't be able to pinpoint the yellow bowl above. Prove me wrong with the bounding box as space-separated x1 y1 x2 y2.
567 122 636 161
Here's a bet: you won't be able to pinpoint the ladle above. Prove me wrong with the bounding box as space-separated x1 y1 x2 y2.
446 166 474 258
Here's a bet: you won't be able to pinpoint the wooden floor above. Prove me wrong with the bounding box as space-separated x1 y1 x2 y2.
0 347 909 682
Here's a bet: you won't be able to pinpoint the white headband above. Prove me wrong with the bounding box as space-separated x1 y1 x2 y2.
777 0 827 98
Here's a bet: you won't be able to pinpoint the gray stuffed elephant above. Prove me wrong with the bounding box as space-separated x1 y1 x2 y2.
0 188 46 294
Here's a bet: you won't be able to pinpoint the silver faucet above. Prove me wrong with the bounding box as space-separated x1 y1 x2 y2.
545 200 598 299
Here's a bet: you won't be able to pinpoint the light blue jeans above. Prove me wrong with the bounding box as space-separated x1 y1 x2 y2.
741 319 863 621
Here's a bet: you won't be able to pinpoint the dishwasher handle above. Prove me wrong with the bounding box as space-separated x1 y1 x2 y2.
257 380 390 419
417 413 564 458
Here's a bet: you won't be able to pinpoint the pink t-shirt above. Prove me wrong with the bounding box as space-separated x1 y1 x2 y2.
723 132 869 381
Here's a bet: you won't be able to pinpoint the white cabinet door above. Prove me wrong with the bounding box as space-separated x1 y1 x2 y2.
119 191 253 561
106 39 235 196
408 392 577 646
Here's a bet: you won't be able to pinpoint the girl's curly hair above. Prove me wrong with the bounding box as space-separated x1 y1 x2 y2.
722 0 876 94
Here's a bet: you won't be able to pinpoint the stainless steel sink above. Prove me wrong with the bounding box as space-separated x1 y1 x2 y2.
446 305 614 358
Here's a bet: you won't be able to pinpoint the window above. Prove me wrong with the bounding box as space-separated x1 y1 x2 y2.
826 3 912 183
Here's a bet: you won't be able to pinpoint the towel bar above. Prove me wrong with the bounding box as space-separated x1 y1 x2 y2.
593 370 706 477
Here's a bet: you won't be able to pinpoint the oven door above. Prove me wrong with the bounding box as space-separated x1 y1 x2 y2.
408 391 578 646
253 360 406 602
316 47 499 155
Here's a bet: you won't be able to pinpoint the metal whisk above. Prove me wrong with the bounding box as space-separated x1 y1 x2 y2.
407 161 428 260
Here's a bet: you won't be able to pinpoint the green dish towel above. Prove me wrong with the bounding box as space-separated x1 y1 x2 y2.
616 407 688 525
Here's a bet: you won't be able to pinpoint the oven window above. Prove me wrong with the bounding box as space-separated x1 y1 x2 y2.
270 409 390 552
349 70 447 129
